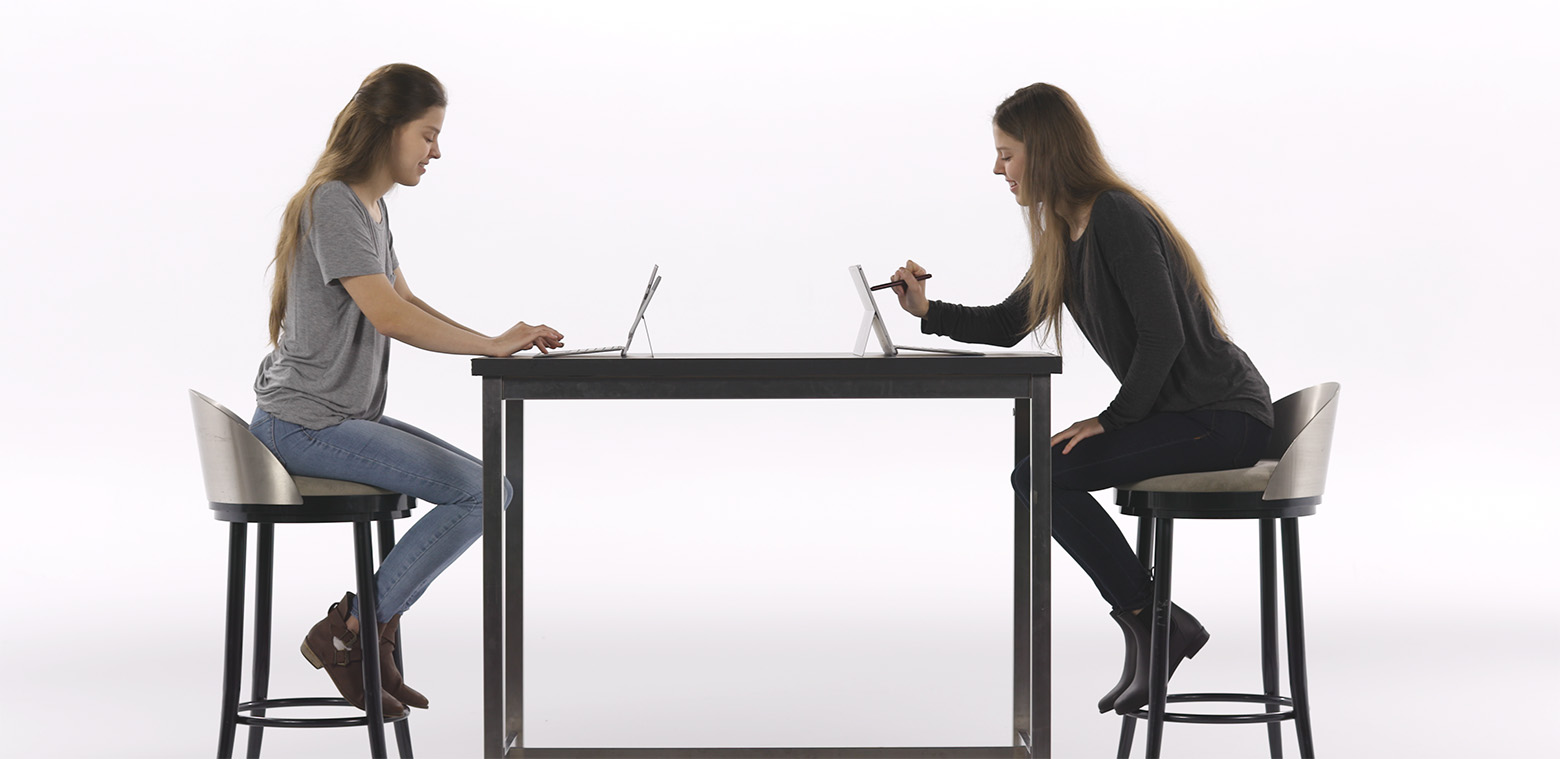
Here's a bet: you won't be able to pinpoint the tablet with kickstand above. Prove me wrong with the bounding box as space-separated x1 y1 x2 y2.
538 265 661 357
848 264 983 356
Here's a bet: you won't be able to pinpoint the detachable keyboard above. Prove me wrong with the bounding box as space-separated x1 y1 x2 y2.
895 344 985 356
535 345 624 358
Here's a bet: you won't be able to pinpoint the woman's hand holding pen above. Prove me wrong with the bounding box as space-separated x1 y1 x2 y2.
891 259 931 318
488 321 564 356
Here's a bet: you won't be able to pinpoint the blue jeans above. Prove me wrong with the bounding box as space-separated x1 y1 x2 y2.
250 408 512 623
1012 410 1271 612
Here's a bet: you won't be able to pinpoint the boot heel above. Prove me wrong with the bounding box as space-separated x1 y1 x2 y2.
1184 626 1211 659
300 640 324 669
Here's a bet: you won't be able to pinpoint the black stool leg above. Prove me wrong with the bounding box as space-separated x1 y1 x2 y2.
354 522 389 759
1115 713 1135 759
1144 517 1174 759
378 513 414 759
218 523 247 759
1281 518 1316 758
246 526 277 759
1116 513 1153 758
1260 518 1283 758
246 524 275 758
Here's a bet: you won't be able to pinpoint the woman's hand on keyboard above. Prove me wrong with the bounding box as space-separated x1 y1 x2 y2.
488 321 565 356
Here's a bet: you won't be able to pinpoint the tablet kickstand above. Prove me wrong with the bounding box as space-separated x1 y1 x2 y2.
853 309 876 357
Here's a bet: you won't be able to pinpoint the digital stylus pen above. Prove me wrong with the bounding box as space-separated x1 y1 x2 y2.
869 273 932 291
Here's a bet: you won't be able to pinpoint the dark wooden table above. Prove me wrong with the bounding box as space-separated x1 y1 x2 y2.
472 353 1062 758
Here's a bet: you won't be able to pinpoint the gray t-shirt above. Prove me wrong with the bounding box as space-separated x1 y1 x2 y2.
254 181 399 429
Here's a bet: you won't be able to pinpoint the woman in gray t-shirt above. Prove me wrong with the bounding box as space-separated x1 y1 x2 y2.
250 63 565 717
888 83 1274 717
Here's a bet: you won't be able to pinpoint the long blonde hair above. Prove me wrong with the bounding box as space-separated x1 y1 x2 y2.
267 63 447 346
995 83 1227 346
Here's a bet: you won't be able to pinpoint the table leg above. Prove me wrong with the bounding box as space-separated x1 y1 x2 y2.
1026 376 1052 757
506 399 526 752
483 378 505 758
1012 398 1030 750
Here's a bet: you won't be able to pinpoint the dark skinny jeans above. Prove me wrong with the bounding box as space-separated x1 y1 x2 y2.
1012 410 1271 611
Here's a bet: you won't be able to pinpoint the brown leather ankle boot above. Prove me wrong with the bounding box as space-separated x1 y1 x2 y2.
299 591 407 717
377 613 429 709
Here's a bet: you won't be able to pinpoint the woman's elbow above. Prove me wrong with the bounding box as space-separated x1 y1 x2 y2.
996 317 1029 348
363 308 411 341
1144 329 1184 355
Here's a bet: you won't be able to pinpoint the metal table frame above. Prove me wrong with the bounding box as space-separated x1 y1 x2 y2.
473 353 1060 759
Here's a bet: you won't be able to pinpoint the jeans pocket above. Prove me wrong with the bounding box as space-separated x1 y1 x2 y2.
1192 411 1249 468
1231 418 1250 468
294 426 322 455
252 413 294 469
1186 410 1219 440
1225 414 1271 469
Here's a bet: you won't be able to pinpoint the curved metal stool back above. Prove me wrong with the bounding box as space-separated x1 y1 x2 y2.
191 390 416 759
1112 383 1340 759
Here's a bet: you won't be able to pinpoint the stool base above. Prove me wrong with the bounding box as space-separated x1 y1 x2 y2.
1120 692 1297 724
237 697 412 729
216 509 416 759
1115 516 1316 759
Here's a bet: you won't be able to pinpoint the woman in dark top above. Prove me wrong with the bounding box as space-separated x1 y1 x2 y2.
889 83 1274 715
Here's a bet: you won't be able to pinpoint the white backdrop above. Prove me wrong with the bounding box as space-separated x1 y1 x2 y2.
2 1 1556 757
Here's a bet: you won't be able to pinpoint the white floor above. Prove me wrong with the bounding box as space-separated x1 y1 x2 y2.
7 402 1553 758
5 564 1550 758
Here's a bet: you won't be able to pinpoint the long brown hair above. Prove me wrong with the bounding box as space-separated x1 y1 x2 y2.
267 63 447 346
995 83 1227 346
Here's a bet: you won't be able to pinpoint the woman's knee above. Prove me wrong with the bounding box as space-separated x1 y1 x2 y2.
452 473 512 513
1012 449 1087 495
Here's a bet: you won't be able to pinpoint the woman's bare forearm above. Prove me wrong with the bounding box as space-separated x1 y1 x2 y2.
348 272 555 356
407 294 486 337
379 299 499 355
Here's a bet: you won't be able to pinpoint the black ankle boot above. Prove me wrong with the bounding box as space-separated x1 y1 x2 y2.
1113 603 1210 715
1100 610 1139 713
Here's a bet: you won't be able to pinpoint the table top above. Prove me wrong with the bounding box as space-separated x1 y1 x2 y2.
472 352 1062 379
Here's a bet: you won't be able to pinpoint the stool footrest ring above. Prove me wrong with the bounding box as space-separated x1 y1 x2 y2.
236 697 409 728
1121 692 1296 724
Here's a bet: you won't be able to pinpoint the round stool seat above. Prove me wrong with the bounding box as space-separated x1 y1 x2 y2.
295 476 398 497
1116 461 1318 520
210 484 415 524
1120 460 1277 494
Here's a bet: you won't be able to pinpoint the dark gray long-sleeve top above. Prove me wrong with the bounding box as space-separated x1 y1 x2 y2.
921 190 1273 432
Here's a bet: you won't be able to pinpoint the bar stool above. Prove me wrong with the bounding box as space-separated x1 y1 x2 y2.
1112 383 1340 759
190 390 416 759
